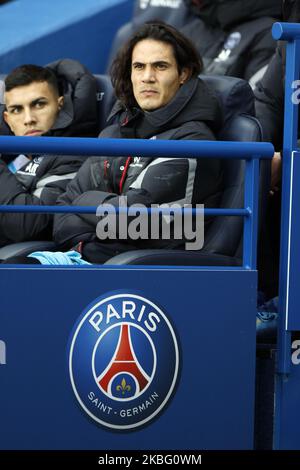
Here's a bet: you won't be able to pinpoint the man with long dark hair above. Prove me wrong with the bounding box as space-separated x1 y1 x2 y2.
41 22 223 265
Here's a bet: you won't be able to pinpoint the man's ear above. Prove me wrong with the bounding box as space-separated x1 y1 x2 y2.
179 67 191 85
58 96 64 111
3 110 9 125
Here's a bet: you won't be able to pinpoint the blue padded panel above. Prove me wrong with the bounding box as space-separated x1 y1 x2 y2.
0 0 134 73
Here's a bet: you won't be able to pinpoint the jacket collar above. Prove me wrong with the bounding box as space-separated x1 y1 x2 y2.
140 77 199 129
108 76 222 136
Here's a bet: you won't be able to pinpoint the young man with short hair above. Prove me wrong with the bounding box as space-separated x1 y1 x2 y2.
0 60 98 246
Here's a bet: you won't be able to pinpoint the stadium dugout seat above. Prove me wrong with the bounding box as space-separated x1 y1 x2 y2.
95 74 115 133
104 74 267 267
0 74 267 264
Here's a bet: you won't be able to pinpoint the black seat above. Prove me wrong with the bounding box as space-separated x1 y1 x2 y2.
95 74 115 133
104 75 265 267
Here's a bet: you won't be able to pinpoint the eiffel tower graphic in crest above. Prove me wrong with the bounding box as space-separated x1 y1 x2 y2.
98 324 150 396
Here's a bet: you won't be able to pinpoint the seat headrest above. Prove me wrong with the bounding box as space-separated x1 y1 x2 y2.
0 74 10 136
94 74 116 133
0 75 4 104
199 74 255 128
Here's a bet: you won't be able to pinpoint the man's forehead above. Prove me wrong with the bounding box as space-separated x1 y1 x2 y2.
4 81 55 105
132 39 175 63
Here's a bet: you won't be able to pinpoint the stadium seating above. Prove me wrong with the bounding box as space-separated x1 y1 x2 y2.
0 74 265 265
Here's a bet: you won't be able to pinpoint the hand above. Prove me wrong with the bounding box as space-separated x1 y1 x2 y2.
270 152 282 195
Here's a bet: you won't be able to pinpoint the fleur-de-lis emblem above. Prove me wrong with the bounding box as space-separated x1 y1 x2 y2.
116 378 131 395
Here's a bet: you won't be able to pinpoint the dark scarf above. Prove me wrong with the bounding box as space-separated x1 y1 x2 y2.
116 77 221 140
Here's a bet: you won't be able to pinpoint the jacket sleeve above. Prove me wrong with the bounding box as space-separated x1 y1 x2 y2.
243 27 277 85
254 46 284 149
0 159 53 242
53 158 194 248
53 124 220 249
0 158 79 243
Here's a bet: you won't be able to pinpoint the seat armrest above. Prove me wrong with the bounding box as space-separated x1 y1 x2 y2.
0 241 57 260
104 249 241 266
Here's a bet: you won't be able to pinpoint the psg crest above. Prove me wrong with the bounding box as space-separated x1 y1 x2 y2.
69 292 179 430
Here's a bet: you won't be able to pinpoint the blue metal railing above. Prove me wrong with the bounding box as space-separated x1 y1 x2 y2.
0 206 249 216
0 135 272 158
270 22 300 376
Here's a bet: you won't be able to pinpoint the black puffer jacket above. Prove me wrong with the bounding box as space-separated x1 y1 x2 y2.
53 77 223 263
254 44 286 149
0 59 98 246
181 0 282 86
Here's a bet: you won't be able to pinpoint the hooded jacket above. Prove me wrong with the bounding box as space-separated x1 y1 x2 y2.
254 45 286 150
0 59 98 246
181 0 282 87
53 77 223 263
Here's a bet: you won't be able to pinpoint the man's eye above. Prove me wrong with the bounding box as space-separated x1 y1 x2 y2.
35 101 46 108
11 108 21 114
156 64 167 70
133 64 144 70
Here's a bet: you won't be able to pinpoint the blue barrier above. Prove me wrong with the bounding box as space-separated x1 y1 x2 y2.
272 22 300 41
0 128 272 450
1 0 289 455
0 206 250 216
0 135 273 158
269 22 300 450
1 21 300 453
0 267 257 449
